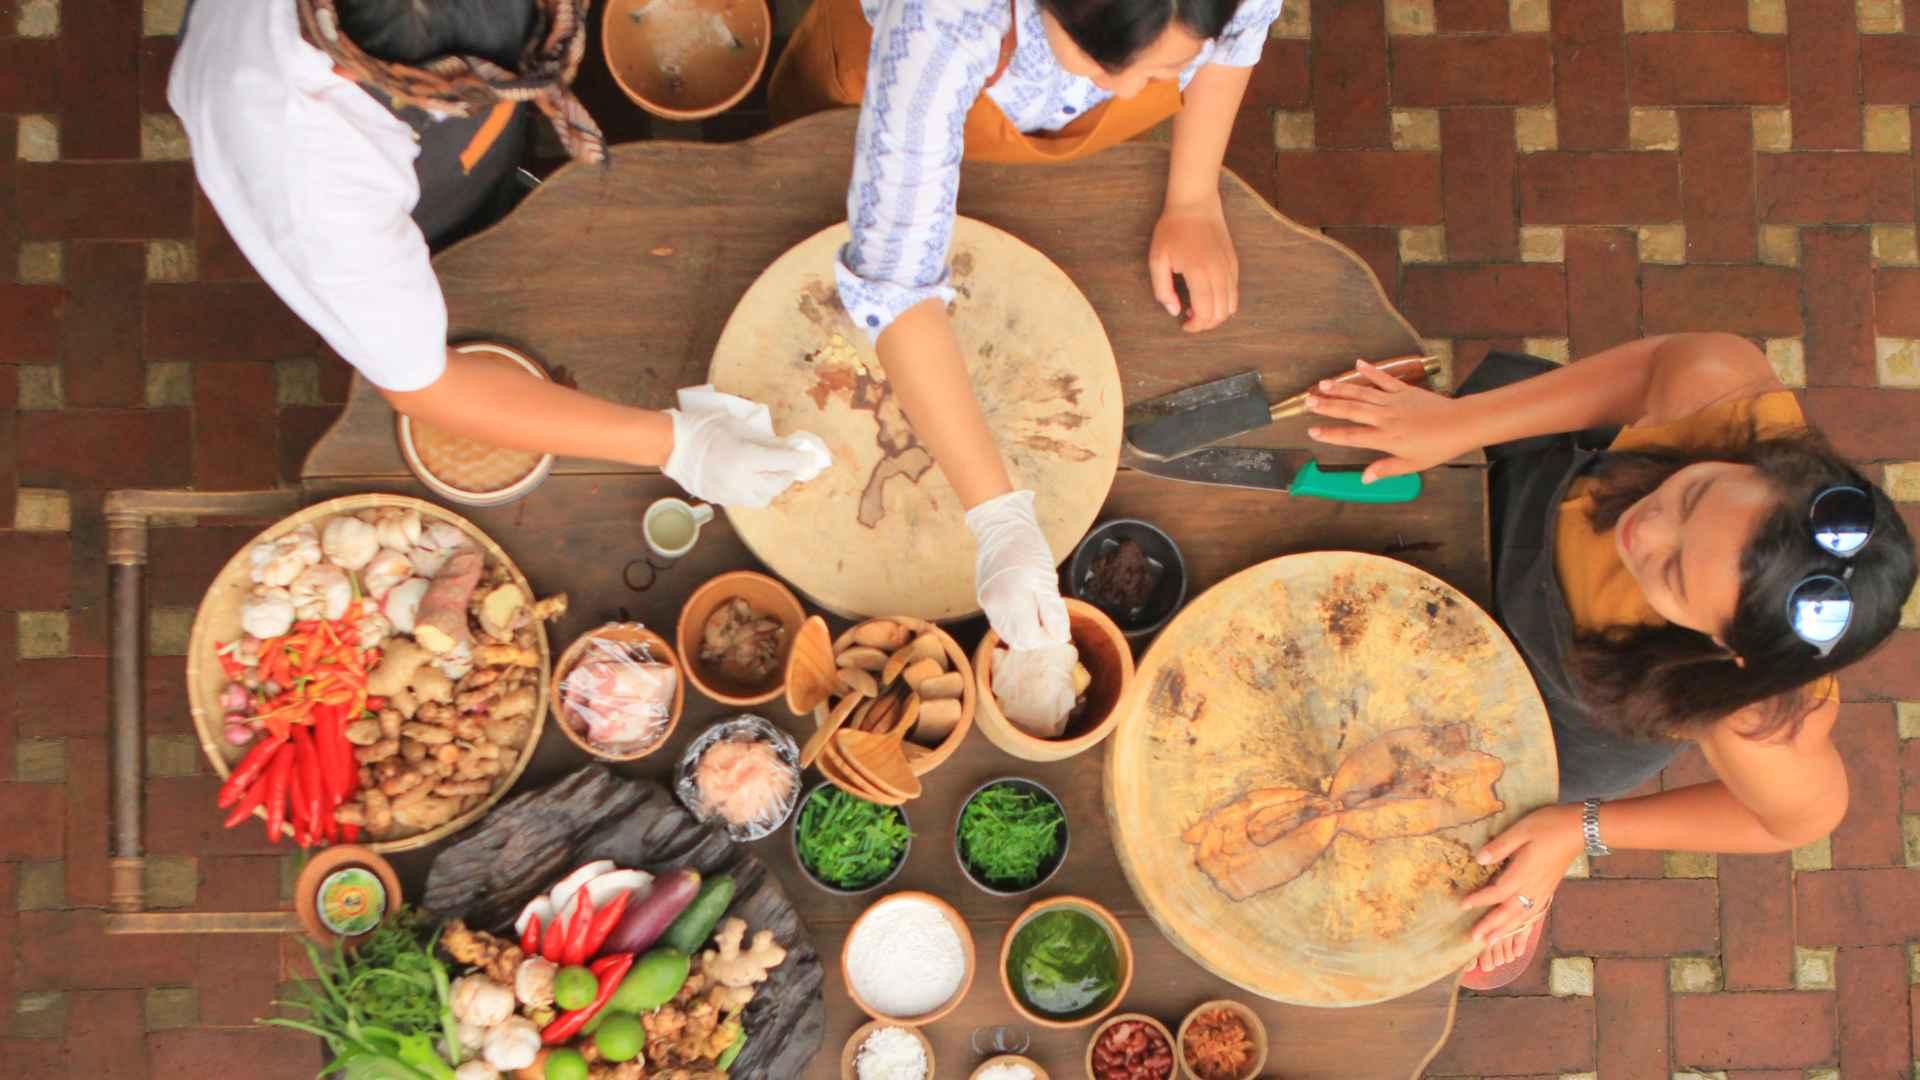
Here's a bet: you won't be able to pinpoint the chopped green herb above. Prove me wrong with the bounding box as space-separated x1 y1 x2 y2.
958 783 1063 888
795 787 913 889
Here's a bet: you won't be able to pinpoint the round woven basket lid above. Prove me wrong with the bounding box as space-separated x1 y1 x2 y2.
708 218 1124 621
1105 551 1556 1006
397 341 555 507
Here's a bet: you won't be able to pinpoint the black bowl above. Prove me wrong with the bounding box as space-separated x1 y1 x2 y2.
1065 518 1187 641
954 777 1070 897
790 782 913 896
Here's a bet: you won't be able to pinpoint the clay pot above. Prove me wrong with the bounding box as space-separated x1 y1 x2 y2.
1000 895 1133 1030
601 0 772 122
550 623 684 762
973 599 1134 762
1175 1000 1269 1080
1084 1013 1177 1080
677 570 806 706
841 1020 935 1078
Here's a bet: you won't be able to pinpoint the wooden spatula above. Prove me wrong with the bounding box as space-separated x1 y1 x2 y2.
816 745 902 805
833 694 924 800
800 693 863 769
783 615 836 716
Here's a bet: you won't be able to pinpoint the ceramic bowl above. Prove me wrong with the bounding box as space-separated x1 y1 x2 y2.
840 1020 935 1079
1000 895 1133 1030
973 598 1134 762
1084 1013 1178 1080
842 891 976 1026
601 0 772 121
1174 999 1269 1080
1065 518 1187 641
550 623 685 761
953 777 1069 897
791 781 913 896
972 1054 1050 1079
677 570 807 706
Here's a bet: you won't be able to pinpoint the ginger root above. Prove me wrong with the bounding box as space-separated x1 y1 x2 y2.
409 665 455 705
442 920 524 985
699 918 787 989
366 638 432 697
475 643 539 668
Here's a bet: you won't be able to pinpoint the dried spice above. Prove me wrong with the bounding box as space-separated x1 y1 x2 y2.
1182 1007 1256 1080
1089 1019 1174 1080
1087 538 1156 612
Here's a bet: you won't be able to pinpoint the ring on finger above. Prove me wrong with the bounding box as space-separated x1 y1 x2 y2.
1516 894 1535 911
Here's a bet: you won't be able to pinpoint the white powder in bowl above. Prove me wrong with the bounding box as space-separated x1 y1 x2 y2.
845 897 967 1018
854 1025 928 1080
974 1065 1037 1080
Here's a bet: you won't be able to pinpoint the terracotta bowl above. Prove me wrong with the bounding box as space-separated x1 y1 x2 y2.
973 599 1134 762
1084 1014 1178 1080
550 623 685 761
840 1020 935 1079
1000 895 1134 1030
1175 999 1269 1080
677 570 807 706
842 891 976 1026
601 0 772 122
973 1055 1050 1080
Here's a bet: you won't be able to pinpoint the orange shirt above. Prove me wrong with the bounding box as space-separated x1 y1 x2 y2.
1554 391 1840 701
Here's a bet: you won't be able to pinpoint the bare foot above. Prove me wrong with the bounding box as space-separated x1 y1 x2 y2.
1470 931 1524 973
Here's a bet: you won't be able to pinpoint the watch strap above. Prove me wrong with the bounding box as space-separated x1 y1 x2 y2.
1582 798 1612 858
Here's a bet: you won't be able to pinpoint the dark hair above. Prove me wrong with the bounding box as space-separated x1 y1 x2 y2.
1571 431 1915 743
1039 0 1238 71
335 0 537 68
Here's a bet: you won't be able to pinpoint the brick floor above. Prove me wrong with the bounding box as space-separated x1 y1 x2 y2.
2 0 1917 1076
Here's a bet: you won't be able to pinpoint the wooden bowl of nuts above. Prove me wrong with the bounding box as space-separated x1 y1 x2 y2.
1085 1013 1177 1080
677 570 806 707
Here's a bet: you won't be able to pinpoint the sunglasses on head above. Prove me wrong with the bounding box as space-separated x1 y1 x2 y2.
1785 484 1875 657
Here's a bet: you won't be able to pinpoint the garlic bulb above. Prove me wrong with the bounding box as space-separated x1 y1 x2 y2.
248 525 322 588
410 521 475 579
453 1061 499 1080
481 1016 541 1071
354 599 392 650
372 507 423 552
290 564 353 622
320 515 380 571
514 956 557 1009
361 549 414 600
383 578 430 634
456 1019 488 1054
449 975 515 1029
240 586 296 640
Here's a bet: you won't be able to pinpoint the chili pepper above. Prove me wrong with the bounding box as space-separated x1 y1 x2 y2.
215 643 247 680
292 726 323 821
341 823 360 843
217 731 290 808
263 746 293 844
541 914 567 963
287 761 310 847
365 696 386 712
540 952 634 1045
222 768 271 828
311 705 344 808
521 915 543 958
562 888 597 966
577 889 631 962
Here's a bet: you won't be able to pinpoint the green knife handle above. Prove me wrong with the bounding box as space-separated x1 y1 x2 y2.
1289 460 1422 503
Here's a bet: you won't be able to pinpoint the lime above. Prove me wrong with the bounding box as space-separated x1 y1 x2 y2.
553 965 598 1011
594 1013 646 1064
544 1048 588 1080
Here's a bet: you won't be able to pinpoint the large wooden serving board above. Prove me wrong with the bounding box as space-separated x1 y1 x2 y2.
707 219 1123 620
1106 552 1554 1007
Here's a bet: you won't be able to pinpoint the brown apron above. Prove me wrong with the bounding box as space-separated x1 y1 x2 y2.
768 0 1182 164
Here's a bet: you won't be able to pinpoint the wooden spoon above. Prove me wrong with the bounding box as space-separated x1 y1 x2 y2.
784 615 837 715
833 694 925 800
817 745 903 805
800 693 863 769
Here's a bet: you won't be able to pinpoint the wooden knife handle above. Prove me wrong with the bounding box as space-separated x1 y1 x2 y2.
1269 354 1441 419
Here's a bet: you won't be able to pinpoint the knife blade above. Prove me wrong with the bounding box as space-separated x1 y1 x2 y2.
1126 446 1422 503
1123 355 1440 462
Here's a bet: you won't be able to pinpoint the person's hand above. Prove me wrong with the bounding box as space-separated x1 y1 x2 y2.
663 385 832 508
965 490 1070 650
1149 194 1239 333
1305 359 1474 483
1459 803 1583 968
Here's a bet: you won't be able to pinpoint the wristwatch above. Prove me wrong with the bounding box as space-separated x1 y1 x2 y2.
1582 798 1612 858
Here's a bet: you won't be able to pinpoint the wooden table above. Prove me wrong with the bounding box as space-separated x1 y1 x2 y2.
298 110 1488 1080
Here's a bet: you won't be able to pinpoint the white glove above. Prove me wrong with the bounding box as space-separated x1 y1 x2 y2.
663 385 832 508
966 490 1070 649
993 643 1079 738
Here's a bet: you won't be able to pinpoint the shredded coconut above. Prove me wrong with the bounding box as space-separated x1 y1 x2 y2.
854 1025 928 1080
845 897 967 1018
973 1065 1037 1080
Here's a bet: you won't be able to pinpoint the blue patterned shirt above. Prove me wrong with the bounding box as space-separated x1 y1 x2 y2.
837 0 1284 340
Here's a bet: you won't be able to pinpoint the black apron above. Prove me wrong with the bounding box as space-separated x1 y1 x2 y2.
1457 353 1687 803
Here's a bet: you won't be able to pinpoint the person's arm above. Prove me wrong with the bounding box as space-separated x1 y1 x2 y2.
1149 63 1252 331
873 302 1013 506
1306 332 1787 482
1461 696 1845 944
381 348 673 466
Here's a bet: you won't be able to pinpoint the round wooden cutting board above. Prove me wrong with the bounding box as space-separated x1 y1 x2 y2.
1105 552 1555 1007
708 219 1123 621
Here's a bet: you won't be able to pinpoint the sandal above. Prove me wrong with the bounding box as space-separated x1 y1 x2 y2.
1460 899 1551 992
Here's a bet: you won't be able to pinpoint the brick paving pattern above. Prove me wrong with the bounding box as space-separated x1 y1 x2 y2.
1 0 1917 1076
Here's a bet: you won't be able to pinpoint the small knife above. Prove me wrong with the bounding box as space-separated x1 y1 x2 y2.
1124 355 1440 462
1127 446 1422 502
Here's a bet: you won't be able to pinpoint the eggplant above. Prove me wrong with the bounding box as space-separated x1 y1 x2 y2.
600 868 702 955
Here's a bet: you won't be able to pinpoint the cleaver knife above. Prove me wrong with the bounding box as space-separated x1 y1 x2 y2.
1127 446 1422 503
1124 355 1440 462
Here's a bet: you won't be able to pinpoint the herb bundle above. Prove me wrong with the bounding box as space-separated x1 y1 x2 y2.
795 787 914 889
958 783 1064 888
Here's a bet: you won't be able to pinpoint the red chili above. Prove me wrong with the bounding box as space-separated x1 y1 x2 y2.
578 889 631 963
341 823 361 843
288 765 311 848
215 643 247 680
521 915 543 958
292 727 325 846
540 953 634 1045
563 889 598 966
217 732 289 808
222 771 271 828
263 747 293 844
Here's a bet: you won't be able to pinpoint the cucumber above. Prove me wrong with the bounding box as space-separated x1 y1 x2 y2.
661 874 735 955
715 1028 746 1071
